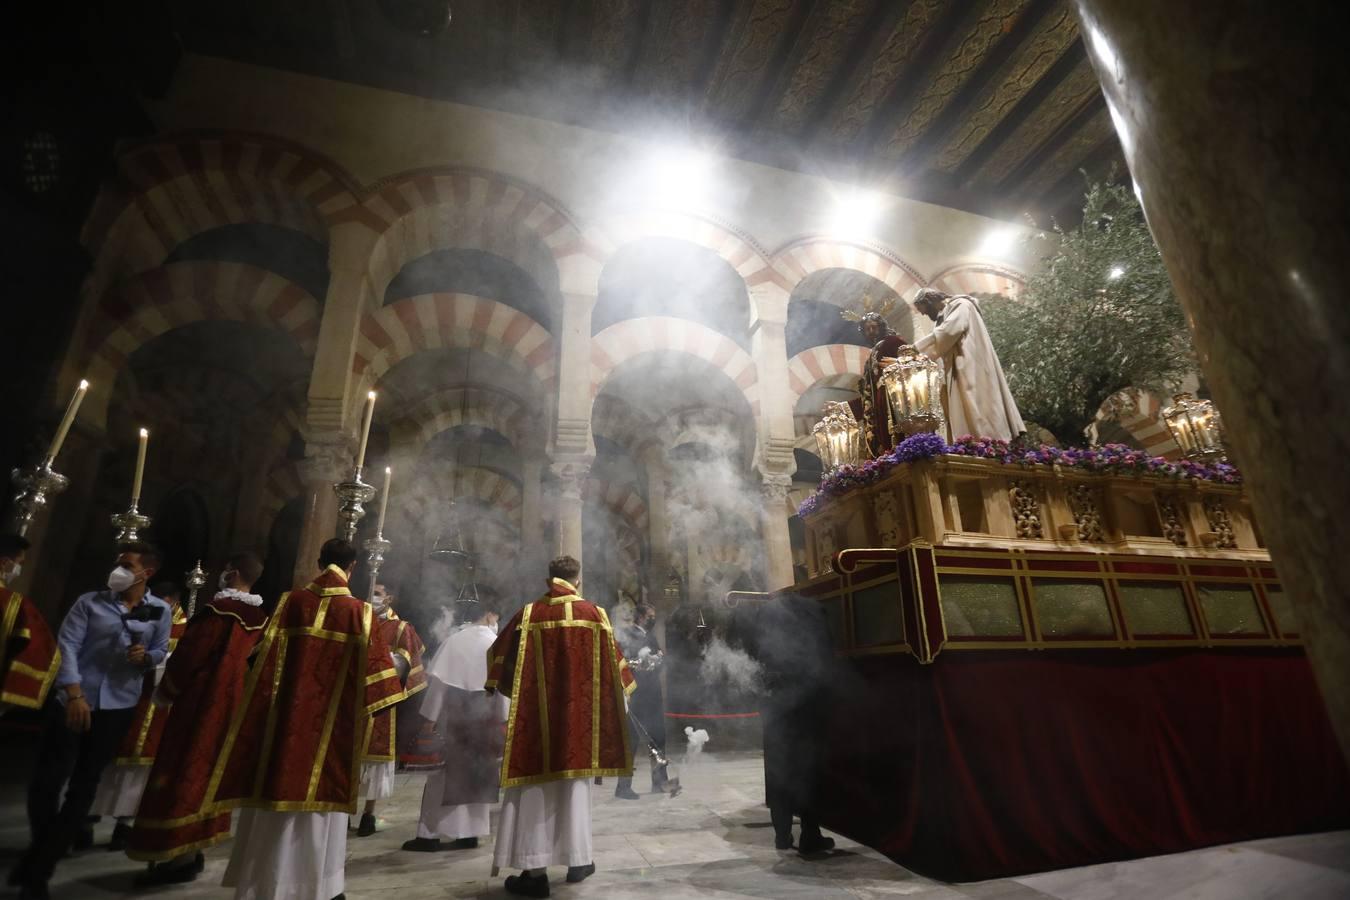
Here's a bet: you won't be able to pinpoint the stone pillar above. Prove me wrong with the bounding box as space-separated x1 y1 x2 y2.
1071 0 1350 758
291 438 347 584
759 473 795 591
641 445 673 614
306 226 376 438
550 459 590 568
519 455 545 580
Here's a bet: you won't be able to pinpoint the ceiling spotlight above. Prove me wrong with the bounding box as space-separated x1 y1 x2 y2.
978 227 1020 258
827 188 887 238
1108 265 1126 280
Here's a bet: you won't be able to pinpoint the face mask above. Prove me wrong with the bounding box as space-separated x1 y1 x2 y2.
2 562 19 582
107 565 137 594
219 570 235 590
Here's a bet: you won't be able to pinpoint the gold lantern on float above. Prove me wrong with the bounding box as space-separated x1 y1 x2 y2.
1161 393 1226 463
881 346 945 440
812 401 863 472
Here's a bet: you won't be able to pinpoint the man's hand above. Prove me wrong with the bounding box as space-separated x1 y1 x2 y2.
65 696 92 732
126 644 147 667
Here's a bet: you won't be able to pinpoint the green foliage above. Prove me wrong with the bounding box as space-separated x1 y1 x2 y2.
981 175 1193 445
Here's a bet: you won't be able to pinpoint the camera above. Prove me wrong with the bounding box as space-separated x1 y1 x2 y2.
123 604 165 623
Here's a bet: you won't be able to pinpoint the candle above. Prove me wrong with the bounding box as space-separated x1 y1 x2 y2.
355 391 376 473
376 466 392 535
131 428 149 504
44 379 89 467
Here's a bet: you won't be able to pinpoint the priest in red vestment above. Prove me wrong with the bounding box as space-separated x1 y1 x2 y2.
1 534 60 711
126 551 269 885
92 583 186 850
486 556 635 898
356 582 427 836
210 539 404 900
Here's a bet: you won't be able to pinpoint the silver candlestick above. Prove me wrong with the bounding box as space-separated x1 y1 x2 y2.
363 534 392 603
333 470 377 542
111 502 152 543
9 464 69 536
184 559 207 618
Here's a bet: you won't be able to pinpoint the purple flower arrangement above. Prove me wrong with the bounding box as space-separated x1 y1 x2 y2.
796 433 1242 518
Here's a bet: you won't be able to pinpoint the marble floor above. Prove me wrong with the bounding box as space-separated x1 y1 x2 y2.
1 752 1347 899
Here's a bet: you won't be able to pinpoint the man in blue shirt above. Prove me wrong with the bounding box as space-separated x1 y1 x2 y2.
11 540 166 899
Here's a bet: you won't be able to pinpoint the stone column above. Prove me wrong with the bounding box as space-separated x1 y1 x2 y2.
1071 0 1350 758
641 445 673 614
550 459 590 568
519 455 545 579
291 437 347 584
759 473 795 591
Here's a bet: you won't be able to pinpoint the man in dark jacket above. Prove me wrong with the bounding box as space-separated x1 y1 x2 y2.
614 604 670 799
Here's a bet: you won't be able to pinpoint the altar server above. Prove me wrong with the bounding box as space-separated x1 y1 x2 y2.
126 552 268 884
210 539 403 900
913 288 1026 442
486 556 635 898
0 534 60 712
402 595 504 852
91 582 185 850
356 582 427 836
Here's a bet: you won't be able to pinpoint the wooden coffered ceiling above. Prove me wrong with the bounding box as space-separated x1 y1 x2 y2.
173 0 1125 222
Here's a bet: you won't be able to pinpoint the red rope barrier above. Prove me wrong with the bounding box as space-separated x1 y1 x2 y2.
663 712 761 719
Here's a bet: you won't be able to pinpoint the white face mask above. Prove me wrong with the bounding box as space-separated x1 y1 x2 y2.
107 565 137 594
2 562 19 582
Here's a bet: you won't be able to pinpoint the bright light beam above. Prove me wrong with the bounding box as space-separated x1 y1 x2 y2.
978 227 1020 258
827 188 887 238
645 147 715 210
1108 265 1126 280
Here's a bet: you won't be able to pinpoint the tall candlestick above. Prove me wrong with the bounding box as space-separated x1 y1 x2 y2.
131 428 148 503
355 391 376 474
376 465 391 535
44 379 89 467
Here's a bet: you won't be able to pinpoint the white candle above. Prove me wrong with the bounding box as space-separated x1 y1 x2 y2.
131 428 149 504
44 379 89 467
355 391 376 473
376 466 392 535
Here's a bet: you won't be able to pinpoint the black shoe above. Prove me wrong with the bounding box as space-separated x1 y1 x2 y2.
134 852 204 886
108 822 131 851
504 872 550 898
798 835 836 856
448 837 478 850
774 833 794 850
71 828 94 852
614 785 640 800
356 813 376 837
400 837 443 852
565 863 595 884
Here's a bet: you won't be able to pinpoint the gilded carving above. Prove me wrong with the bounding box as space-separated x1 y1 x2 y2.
1203 496 1238 549
1158 495 1188 547
881 0 1031 159
1009 479 1043 539
966 57 1101 186
932 9 1080 172
828 0 947 143
1067 483 1104 542
874 490 900 547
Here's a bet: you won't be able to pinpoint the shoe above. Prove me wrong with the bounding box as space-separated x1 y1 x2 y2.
356 813 376 837
71 828 94 852
565 862 595 883
448 837 478 850
504 872 550 898
798 835 836 856
614 785 640 800
774 834 794 850
400 837 443 852
108 821 131 851
134 852 204 886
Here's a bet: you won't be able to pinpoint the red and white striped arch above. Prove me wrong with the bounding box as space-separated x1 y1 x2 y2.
403 467 524 524
352 293 556 400
85 134 357 293
584 479 649 534
259 461 305 538
1093 388 1181 458
590 318 759 414
591 211 783 290
927 263 1026 299
772 237 924 299
390 387 531 453
787 344 869 409
85 261 322 427
335 170 600 301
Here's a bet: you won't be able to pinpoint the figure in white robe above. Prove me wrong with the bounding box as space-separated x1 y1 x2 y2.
913 289 1026 442
402 605 506 852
